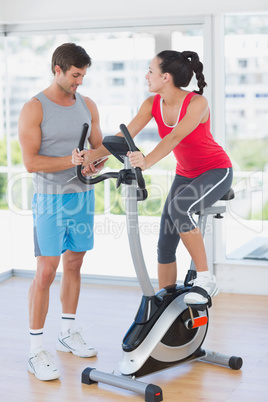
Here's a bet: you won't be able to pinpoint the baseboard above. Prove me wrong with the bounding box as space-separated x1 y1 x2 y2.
0 270 12 283
215 260 268 295
4 269 160 288
2 267 267 295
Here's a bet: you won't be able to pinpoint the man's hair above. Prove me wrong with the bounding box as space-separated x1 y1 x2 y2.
51 43 91 74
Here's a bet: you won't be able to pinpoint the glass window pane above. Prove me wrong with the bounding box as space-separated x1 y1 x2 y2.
0 36 8 212
70 26 203 160
0 36 4 150
225 14 268 260
7 34 70 163
0 172 7 209
5 35 70 213
69 26 203 278
3 25 205 278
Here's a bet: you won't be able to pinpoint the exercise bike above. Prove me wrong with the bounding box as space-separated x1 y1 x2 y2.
76 123 243 402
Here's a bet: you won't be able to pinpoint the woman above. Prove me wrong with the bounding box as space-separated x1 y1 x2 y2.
72 50 233 305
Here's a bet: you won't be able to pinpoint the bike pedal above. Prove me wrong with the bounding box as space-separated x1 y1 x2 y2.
187 302 208 311
190 315 208 329
185 287 212 310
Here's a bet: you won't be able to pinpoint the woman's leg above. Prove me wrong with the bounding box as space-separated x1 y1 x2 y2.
167 168 233 303
157 175 190 288
158 261 177 289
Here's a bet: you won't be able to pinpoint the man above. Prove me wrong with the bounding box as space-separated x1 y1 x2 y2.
18 43 104 381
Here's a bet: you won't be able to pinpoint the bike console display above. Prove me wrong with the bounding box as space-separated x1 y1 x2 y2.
102 135 130 163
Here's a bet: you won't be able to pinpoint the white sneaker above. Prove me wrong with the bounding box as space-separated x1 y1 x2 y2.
56 328 97 358
184 274 219 305
28 348 60 381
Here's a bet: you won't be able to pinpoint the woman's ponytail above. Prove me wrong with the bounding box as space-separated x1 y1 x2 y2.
181 51 207 94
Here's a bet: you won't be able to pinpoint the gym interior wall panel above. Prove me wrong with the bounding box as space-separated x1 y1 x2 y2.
0 0 5 24
0 211 12 274
3 16 205 36
9 210 36 271
3 0 268 26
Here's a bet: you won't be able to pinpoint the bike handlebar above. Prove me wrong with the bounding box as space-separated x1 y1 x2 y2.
76 123 118 184
76 123 146 190
119 124 146 190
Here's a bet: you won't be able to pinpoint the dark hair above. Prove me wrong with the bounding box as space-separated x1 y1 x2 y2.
51 43 91 75
156 50 207 94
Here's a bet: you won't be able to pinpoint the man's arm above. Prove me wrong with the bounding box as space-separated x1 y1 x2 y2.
81 97 107 173
18 98 74 173
84 97 104 150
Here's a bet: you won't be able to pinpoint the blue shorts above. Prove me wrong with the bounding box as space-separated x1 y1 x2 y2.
32 190 95 257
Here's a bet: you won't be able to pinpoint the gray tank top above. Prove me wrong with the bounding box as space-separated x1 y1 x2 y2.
33 91 93 194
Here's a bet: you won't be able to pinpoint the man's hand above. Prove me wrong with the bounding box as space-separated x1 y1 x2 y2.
71 148 107 176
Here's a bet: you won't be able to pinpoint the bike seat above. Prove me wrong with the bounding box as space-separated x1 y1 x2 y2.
220 188 235 201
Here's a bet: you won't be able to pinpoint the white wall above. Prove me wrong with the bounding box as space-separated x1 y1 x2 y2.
1 0 268 25
0 0 5 24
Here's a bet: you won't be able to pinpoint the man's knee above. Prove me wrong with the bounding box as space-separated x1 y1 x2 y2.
63 250 86 271
35 258 59 289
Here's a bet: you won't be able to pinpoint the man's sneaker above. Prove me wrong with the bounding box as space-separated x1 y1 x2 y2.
184 274 219 305
56 328 97 358
28 348 60 381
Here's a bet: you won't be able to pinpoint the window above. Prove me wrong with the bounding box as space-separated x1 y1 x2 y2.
112 62 124 70
0 35 7 209
110 77 125 86
225 14 268 261
0 34 12 275
0 24 206 277
238 59 247 68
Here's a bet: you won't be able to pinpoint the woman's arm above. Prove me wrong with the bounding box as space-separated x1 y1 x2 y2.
72 96 154 168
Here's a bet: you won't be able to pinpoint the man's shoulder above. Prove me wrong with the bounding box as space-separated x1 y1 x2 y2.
26 95 42 107
78 93 94 104
19 96 43 123
79 94 97 113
